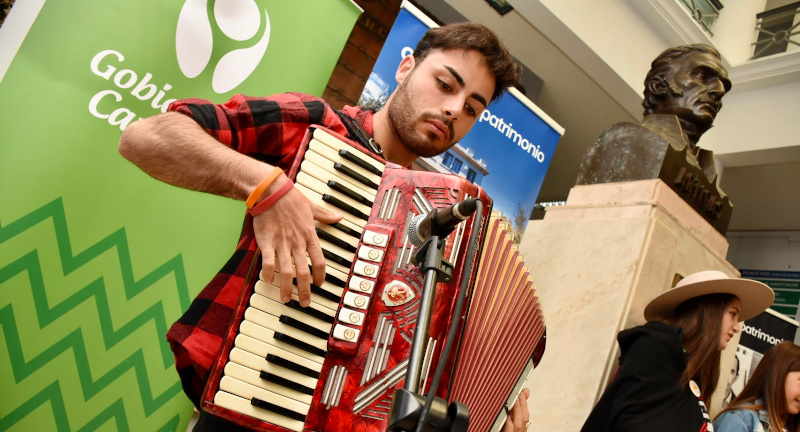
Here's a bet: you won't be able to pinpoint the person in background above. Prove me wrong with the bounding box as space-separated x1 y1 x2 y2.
714 341 800 432
581 270 774 432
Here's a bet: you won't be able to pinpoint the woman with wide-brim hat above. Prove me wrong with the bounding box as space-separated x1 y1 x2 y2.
581 270 775 432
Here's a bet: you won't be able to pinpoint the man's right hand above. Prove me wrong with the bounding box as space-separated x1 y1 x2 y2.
252 174 342 307
119 113 343 307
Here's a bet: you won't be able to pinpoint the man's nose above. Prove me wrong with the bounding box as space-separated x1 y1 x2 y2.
708 79 726 100
442 97 463 120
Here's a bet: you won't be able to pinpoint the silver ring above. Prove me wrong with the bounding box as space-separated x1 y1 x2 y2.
525 420 532 428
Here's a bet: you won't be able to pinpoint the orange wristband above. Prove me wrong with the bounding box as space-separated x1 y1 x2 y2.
246 166 283 209
249 180 294 217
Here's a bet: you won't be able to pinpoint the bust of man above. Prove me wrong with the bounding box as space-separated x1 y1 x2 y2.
576 44 733 233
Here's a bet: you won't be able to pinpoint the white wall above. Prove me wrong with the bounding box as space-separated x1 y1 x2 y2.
727 231 800 272
703 80 800 155
711 0 767 65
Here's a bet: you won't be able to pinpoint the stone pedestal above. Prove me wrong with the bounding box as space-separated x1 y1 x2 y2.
518 179 739 431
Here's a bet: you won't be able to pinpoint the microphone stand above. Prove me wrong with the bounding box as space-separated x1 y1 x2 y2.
386 233 469 432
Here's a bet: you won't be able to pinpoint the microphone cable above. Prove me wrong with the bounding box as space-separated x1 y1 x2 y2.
413 198 484 432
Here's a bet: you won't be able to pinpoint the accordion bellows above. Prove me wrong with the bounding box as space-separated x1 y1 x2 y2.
201 127 546 432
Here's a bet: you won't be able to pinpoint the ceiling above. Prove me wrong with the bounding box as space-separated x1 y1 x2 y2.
414 0 799 232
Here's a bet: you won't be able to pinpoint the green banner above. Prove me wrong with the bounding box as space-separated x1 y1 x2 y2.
0 0 360 430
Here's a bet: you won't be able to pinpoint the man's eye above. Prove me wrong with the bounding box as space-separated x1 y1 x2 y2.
438 79 451 91
466 104 476 117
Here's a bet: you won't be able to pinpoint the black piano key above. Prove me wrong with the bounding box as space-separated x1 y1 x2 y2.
322 247 353 269
322 194 369 221
338 149 383 176
325 272 346 289
250 397 307 422
333 162 379 190
274 332 327 358
279 314 329 339
285 300 335 324
316 227 357 253
266 353 320 379
327 179 373 207
293 276 342 303
259 371 315 396
330 222 361 239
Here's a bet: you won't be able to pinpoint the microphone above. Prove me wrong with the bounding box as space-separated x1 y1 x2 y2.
407 198 479 248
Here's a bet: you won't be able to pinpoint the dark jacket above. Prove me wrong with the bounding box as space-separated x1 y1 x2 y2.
581 322 712 432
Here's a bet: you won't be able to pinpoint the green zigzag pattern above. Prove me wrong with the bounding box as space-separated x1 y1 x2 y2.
0 198 194 431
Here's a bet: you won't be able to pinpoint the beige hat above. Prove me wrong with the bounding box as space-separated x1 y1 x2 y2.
644 270 775 322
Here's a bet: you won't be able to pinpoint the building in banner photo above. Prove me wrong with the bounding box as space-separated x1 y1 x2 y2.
415 144 490 185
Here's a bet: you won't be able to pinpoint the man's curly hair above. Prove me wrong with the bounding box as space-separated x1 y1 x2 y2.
413 22 521 103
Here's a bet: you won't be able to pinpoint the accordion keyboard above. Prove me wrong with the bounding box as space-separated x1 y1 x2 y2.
212 129 388 431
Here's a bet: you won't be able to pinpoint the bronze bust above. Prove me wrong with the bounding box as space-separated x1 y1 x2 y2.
576 44 733 234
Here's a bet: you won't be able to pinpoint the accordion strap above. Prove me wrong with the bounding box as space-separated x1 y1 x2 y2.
336 110 383 156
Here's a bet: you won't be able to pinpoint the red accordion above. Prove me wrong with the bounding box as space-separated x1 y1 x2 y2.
201 127 546 432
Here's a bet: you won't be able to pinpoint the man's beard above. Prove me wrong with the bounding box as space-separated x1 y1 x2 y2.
387 78 455 158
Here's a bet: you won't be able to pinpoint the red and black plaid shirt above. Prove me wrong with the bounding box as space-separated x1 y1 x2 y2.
164 93 374 407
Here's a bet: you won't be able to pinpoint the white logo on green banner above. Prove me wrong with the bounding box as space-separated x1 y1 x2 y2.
176 0 272 93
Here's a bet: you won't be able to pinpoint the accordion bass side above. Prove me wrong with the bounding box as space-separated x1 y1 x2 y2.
201 127 546 432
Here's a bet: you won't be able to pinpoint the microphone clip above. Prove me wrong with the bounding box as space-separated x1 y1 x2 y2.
412 235 454 283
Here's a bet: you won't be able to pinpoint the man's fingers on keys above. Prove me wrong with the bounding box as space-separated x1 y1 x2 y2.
311 204 343 225
293 250 312 307
306 236 326 288
277 254 294 304
260 248 276 284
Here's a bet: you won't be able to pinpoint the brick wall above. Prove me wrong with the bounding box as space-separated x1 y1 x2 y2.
322 0 403 109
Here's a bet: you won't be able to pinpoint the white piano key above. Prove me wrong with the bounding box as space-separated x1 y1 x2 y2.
312 128 386 175
248 293 332 334
224 356 314 405
315 221 359 249
307 141 382 188
298 163 374 208
296 171 372 217
295 184 367 229
243 307 329 350
216 377 307 432
239 319 326 364
233 334 323 373
300 159 376 203
255 279 337 316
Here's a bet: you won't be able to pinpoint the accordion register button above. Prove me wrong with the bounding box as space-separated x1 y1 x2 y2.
338 307 365 326
357 245 384 263
332 324 361 342
362 230 388 247
353 260 379 278
348 275 375 294
343 291 370 310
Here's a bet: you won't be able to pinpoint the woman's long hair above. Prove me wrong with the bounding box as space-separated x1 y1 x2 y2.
717 341 800 431
664 293 736 402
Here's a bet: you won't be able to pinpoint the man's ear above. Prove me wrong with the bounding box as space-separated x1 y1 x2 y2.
647 76 669 97
396 55 416 85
